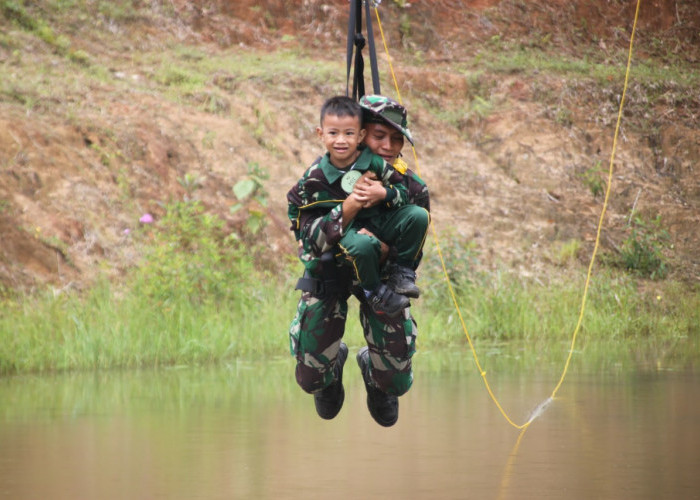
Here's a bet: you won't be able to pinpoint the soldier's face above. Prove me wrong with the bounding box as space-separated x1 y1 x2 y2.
363 122 405 165
317 114 366 168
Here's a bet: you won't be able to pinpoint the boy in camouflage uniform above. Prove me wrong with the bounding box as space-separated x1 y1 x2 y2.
288 95 430 427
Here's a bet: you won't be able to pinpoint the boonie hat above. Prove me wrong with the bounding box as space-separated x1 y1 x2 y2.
359 95 414 145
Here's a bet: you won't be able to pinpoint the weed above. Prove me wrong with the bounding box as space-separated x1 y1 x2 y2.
555 107 573 127
131 199 251 304
1 0 38 31
553 239 582 265
470 95 494 119
579 161 605 197
156 66 201 88
619 215 670 279
231 163 269 237
177 173 201 200
421 229 480 304
202 131 216 149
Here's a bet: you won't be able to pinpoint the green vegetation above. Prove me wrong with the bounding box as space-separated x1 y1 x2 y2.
618 214 671 279
1 1 698 378
579 160 606 197
1 219 697 375
0 197 296 374
231 163 270 237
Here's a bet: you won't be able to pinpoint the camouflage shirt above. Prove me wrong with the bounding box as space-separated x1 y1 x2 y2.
392 158 430 212
287 146 409 275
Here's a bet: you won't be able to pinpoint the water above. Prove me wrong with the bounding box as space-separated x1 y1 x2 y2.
1 360 699 500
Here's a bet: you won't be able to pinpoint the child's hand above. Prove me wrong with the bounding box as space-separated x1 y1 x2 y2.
353 173 386 208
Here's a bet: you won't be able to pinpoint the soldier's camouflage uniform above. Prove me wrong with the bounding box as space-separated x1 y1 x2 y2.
287 146 429 396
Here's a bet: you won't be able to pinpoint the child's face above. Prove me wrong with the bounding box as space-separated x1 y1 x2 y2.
317 113 366 168
363 122 405 165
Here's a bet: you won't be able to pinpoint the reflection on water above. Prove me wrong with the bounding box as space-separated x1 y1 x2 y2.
1 357 699 500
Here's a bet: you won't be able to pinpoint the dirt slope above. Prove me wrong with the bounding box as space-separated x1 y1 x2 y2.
1 0 698 294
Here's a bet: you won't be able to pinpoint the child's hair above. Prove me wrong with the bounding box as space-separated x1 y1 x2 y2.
319 95 362 126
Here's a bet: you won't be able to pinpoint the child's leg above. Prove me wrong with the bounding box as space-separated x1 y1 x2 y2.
338 227 382 290
339 227 409 317
374 205 430 269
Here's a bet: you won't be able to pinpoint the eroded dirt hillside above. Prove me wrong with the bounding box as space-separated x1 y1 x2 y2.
1 0 698 293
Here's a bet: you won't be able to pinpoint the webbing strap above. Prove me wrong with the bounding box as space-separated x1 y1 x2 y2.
346 0 359 98
346 0 381 100
364 0 381 95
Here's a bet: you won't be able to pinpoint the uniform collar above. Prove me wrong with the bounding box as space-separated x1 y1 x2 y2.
320 146 373 184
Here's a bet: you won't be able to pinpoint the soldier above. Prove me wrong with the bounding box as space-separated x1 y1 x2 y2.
359 94 430 291
287 95 430 427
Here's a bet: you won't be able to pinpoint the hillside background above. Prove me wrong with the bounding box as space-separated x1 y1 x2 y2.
1 0 699 294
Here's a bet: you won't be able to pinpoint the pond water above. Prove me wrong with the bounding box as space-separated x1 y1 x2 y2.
1 357 698 500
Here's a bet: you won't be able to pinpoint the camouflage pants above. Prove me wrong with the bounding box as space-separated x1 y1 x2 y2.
289 285 417 396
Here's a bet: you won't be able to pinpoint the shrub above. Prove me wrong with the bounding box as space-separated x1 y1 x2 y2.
619 215 670 279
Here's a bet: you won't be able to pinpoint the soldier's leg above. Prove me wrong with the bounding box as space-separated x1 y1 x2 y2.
289 291 348 394
357 299 417 396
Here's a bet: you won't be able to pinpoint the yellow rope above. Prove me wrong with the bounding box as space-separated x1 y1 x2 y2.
374 0 642 429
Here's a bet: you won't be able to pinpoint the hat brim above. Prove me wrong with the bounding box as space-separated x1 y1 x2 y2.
363 111 414 145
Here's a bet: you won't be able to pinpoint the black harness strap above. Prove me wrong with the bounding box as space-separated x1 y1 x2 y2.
346 0 381 100
364 0 381 95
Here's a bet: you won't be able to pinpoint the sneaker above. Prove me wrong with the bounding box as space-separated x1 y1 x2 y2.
386 263 420 298
367 283 409 318
356 346 398 427
314 342 349 420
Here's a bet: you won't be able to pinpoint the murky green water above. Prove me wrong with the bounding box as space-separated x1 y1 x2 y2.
1 357 698 500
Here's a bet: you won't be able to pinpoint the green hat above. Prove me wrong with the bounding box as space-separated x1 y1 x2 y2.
359 95 414 145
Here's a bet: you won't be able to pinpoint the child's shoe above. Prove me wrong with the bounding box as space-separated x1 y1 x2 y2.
366 283 409 318
386 263 420 298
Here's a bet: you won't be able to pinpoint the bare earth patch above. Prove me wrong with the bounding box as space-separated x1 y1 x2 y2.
1 0 698 293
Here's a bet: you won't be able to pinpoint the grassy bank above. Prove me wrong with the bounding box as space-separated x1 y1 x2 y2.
1 207 698 376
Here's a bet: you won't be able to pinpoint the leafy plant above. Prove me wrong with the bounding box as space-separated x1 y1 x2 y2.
231 163 269 237
178 173 201 200
132 200 251 304
579 161 605 197
619 214 670 279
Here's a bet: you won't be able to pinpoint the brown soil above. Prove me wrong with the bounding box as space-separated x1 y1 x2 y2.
1 0 698 294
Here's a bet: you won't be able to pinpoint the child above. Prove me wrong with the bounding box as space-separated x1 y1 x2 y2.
288 95 429 318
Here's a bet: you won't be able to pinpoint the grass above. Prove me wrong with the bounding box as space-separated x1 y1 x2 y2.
2 254 698 376
0 278 298 374
1 2 698 377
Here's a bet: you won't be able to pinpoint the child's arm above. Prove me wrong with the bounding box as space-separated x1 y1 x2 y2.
288 177 364 256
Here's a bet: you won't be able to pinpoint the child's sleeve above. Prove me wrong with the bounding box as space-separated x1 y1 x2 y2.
287 177 345 255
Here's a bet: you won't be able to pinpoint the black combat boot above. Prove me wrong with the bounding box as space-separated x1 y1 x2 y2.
385 263 420 298
314 342 349 420
367 283 409 318
356 346 398 427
